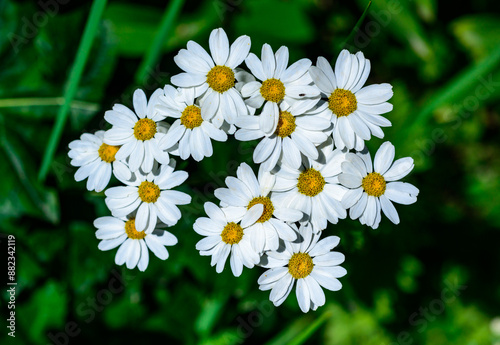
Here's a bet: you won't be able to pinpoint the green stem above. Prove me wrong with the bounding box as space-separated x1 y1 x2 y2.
38 0 108 182
408 44 500 131
339 1 372 51
287 311 332 345
134 0 185 85
0 97 99 111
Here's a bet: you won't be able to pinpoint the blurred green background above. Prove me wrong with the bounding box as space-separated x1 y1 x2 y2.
1 0 500 344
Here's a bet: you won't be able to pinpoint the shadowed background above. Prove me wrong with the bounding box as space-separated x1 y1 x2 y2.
1 0 500 344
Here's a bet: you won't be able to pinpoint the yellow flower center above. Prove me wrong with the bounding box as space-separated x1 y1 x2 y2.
125 219 147 240
260 78 285 103
275 111 296 138
98 143 120 163
247 196 274 223
288 252 314 279
297 168 325 197
138 181 160 203
362 172 386 197
328 88 357 117
206 65 235 93
220 222 244 245
180 105 203 129
133 118 157 141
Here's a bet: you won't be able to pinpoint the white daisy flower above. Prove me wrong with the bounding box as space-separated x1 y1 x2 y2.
104 160 191 233
338 141 419 229
214 163 302 253
272 140 347 232
309 50 393 150
171 28 250 126
241 44 320 135
156 85 227 162
104 89 170 173
234 99 331 171
258 223 346 313
194 202 261 277
95 215 177 271
68 130 126 192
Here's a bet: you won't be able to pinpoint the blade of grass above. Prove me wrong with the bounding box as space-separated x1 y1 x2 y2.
405 43 500 133
134 0 185 85
195 294 229 339
265 310 332 345
38 0 108 182
287 310 332 345
0 97 99 112
0 116 59 223
338 1 372 52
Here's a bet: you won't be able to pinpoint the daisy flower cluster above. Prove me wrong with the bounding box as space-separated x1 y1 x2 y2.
68 28 419 312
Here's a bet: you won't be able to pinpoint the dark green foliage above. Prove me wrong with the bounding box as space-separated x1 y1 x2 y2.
1 0 500 344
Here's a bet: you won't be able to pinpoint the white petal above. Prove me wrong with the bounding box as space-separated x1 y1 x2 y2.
274 46 289 79
202 91 220 121
171 73 206 87
245 53 266 81
145 235 169 260
209 28 230 65
355 83 393 104
161 190 191 205
258 267 288 285
286 85 320 99
133 89 148 119
350 192 367 220
379 194 400 224
384 157 414 181
282 58 312 83
137 240 150 271
261 44 276 79
385 182 419 204
226 35 251 69
308 236 340 257
341 187 363 209
125 240 141 269
241 203 264 228
296 278 311 313
334 50 351 89
374 141 395 175
305 276 325 307
308 65 334 94
310 268 343 291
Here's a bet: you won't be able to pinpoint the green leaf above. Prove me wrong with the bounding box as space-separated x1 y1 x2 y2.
265 311 331 345
39 0 108 182
195 294 229 338
18 280 68 343
0 0 19 55
407 44 500 134
0 119 60 223
234 0 314 46
104 1 219 57
451 15 500 61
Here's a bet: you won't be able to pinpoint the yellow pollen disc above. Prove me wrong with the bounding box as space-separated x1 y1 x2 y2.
138 181 160 203
247 196 274 223
260 78 285 103
98 143 120 163
221 222 244 245
362 172 386 197
206 65 235 93
275 111 296 138
328 88 357 117
180 105 203 129
288 252 314 279
133 118 157 141
297 168 325 197
125 219 147 240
